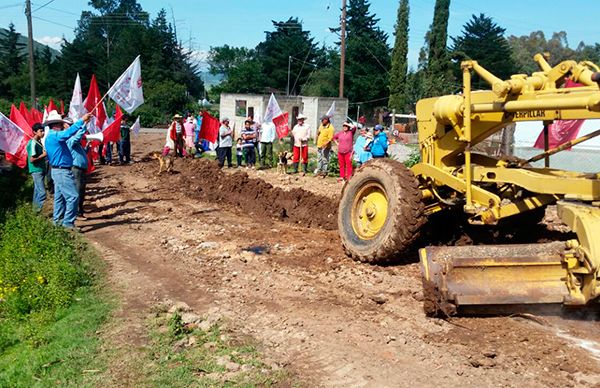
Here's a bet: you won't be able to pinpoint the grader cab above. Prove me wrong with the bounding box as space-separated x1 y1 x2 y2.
338 54 600 315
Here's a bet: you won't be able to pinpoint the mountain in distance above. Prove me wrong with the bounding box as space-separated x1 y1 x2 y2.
0 27 61 59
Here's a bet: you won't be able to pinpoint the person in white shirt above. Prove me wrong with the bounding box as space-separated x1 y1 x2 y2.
291 114 310 175
217 117 233 168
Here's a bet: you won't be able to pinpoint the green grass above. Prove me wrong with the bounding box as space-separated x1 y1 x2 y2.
144 312 289 387
0 285 112 387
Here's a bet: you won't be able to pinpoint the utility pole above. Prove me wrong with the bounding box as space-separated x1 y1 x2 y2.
287 56 291 96
339 0 347 98
25 0 36 109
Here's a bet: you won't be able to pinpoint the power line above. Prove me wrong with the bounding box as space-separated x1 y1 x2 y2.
32 0 55 13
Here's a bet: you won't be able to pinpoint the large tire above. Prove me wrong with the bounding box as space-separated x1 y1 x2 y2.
338 159 426 264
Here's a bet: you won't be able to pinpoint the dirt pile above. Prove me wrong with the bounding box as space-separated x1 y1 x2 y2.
155 159 338 230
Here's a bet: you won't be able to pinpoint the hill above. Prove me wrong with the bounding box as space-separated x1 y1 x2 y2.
0 27 61 59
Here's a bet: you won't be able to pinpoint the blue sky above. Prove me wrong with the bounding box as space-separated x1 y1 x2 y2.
1 0 600 70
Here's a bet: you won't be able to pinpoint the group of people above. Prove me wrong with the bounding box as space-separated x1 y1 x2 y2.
163 113 210 158
215 113 389 182
26 110 133 230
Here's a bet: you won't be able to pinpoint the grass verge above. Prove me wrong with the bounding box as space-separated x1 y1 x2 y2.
145 309 290 387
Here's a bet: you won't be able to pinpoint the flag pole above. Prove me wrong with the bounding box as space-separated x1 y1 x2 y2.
89 55 140 117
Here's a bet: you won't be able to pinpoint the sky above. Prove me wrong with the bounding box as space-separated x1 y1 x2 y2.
2 0 600 72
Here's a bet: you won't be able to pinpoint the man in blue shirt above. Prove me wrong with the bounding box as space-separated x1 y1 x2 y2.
65 117 89 219
370 124 388 158
44 110 91 229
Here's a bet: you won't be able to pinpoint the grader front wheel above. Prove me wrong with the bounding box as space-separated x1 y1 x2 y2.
338 159 426 264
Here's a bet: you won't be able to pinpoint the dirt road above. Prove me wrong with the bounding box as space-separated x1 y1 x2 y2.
82 133 600 387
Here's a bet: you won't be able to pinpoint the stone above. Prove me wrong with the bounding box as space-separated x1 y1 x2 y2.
181 312 201 325
199 241 218 250
370 294 389 304
168 301 191 313
187 336 197 346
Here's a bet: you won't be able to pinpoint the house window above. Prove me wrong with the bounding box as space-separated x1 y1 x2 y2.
235 100 247 117
247 107 254 121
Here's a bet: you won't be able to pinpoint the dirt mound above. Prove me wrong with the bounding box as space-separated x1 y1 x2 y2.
162 159 338 230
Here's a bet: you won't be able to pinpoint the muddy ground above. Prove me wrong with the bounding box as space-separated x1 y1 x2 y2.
83 133 600 387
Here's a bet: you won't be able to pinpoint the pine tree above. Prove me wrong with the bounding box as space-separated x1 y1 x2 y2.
0 23 26 75
345 0 390 113
451 14 516 89
388 0 410 113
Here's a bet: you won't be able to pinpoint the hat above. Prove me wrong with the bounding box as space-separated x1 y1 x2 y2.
297 114 307 120
63 117 74 125
43 110 65 126
374 124 384 131
342 121 354 128
320 115 330 121
173 114 183 119
221 117 230 122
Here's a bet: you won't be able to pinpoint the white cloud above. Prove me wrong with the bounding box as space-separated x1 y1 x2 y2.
184 49 210 71
37 36 64 49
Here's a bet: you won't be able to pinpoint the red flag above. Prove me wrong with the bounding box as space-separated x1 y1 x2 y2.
84 74 107 130
19 101 34 126
200 111 220 143
47 98 58 113
273 112 289 139
86 148 96 174
534 79 584 149
59 100 65 115
102 107 123 144
30 108 43 124
5 105 33 169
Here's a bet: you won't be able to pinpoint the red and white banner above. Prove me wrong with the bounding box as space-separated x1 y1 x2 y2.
84 74 107 132
534 79 584 149
108 56 144 114
263 93 282 124
0 111 26 154
4 105 33 168
273 112 289 139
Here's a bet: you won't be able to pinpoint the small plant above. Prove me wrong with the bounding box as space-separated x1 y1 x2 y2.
404 147 421 168
168 312 186 339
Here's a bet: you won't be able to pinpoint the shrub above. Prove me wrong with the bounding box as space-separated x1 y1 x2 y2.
0 207 90 319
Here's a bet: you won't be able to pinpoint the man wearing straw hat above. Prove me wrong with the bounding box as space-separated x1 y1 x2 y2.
291 113 310 175
44 110 91 229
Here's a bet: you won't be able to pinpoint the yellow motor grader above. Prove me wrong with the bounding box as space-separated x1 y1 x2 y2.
338 54 600 315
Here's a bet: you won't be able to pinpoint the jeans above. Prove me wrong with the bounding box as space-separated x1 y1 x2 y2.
52 168 79 227
31 172 46 210
317 147 331 175
118 139 131 163
244 146 256 166
71 167 86 215
105 142 113 163
175 133 186 157
260 142 273 167
236 154 243 166
216 146 232 167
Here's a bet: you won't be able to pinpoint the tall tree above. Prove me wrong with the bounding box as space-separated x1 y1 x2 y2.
256 17 320 95
422 0 453 96
345 0 390 112
388 0 410 112
451 13 516 89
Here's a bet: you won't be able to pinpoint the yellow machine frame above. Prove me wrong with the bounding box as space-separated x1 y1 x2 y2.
415 55 600 308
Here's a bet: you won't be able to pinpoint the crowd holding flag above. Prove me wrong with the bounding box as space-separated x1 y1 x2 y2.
83 74 108 133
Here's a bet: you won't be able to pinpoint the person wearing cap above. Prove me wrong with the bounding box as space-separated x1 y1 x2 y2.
169 114 186 157
353 125 373 167
27 123 47 211
369 124 388 158
65 117 88 218
291 113 310 175
217 117 233 168
333 122 357 182
118 114 131 164
315 115 335 178
44 110 92 228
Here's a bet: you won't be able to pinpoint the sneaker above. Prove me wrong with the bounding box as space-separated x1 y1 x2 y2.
77 213 87 220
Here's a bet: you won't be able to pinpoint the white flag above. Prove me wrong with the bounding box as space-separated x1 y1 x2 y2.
68 73 85 120
131 116 141 137
0 112 26 154
263 93 282 124
107 56 144 114
326 101 336 120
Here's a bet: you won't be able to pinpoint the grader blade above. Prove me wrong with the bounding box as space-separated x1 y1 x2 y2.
420 242 570 316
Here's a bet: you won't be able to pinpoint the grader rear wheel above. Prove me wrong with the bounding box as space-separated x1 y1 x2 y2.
338 159 426 264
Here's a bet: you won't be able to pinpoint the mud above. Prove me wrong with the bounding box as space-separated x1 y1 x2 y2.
137 158 338 230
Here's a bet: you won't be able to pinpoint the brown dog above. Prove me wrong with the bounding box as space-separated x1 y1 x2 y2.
277 151 289 174
149 151 174 175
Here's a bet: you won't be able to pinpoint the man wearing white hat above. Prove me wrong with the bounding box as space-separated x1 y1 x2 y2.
44 110 91 229
291 113 310 175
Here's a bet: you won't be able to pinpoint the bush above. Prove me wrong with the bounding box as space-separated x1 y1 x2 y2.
0 207 90 319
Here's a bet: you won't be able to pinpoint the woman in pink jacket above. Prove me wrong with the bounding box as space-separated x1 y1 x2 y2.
333 122 356 182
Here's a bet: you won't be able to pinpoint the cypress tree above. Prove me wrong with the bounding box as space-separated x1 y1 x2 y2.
388 0 410 112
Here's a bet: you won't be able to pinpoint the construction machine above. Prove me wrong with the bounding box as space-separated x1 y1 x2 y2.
338 54 600 315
